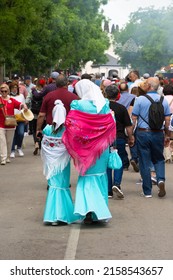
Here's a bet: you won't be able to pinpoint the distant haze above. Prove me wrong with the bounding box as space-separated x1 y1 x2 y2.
102 0 173 28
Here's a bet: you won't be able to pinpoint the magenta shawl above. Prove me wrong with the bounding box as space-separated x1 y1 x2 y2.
62 109 116 175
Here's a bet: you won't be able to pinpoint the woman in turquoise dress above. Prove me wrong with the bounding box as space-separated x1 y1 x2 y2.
63 79 116 224
41 100 81 225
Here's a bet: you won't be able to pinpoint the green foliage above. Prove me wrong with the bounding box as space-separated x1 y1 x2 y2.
113 6 173 75
0 0 109 76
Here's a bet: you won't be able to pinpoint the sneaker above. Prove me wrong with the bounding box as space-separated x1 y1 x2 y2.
10 151 15 158
6 158 11 163
17 149 24 157
130 160 139 172
112 185 124 199
51 222 59 226
158 181 166 197
108 192 113 198
136 178 143 184
151 176 157 185
1 160 6 165
140 192 152 198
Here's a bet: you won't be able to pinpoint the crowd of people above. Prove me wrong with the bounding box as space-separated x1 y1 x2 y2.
1 69 173 226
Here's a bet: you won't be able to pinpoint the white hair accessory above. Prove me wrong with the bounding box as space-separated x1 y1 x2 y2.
52 99 66 130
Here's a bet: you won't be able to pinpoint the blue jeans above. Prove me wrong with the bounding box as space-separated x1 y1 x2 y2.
107 138 125 193
136 130 165 195
11 122 25 151
130 130 138 163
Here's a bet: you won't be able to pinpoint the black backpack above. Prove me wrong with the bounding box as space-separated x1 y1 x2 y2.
31 95 43 115
140 95 164 130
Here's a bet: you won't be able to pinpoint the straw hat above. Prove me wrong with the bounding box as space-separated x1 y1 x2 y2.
21 109 34 121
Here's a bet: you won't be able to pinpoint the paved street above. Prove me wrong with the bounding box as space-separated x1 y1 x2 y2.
0 135 173 260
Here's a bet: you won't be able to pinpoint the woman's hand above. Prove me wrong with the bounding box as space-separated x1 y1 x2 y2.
21 103 28 111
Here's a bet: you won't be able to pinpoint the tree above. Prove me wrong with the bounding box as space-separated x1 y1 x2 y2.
113 6 173 75
0 0 109 77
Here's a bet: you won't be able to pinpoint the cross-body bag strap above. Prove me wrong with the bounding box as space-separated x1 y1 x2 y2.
0 97 7 117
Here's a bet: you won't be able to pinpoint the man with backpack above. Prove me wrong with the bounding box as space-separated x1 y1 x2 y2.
131 77 171 198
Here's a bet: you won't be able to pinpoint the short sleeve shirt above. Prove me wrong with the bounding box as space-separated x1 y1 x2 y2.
132 92 171 129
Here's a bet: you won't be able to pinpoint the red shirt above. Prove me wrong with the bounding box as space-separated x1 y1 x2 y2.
0 97 21 128
40 87 79 124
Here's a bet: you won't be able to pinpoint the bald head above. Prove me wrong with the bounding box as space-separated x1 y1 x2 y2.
56 74 68 88
147 77 159 91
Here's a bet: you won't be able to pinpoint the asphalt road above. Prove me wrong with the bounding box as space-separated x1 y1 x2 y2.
0 135 173 260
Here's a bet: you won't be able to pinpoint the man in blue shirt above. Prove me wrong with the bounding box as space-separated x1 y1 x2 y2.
132 77 171 198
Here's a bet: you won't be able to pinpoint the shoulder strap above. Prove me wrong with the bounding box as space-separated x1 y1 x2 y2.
138 95 152 126
145 94 164 103
145 95 154 103
0 97 6 117
160 95 164 103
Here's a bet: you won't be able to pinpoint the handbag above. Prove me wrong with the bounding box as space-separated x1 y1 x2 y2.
15 113 26 122
5 115 17 126
108 148 122 170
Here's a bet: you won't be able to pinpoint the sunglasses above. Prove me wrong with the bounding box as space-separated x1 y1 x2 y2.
1 90 8 93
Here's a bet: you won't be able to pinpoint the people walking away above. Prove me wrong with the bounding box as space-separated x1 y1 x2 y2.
118 82 137 171
105 84 134 199
41 100 81 225
36 74 79 136
33 71 59 99
94 72 102 87
132 77 171 198
63 79 116 224
163 83 173 162
0 84 28 165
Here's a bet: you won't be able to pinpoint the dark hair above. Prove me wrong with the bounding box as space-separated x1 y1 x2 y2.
56 74 68 88
129 70 140 78
105 84 119 99
81 73 92 80
9 81 19 95
163 84 173 96
52 123 64 134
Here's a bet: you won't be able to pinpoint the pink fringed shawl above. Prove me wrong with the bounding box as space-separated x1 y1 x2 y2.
62 110 116 175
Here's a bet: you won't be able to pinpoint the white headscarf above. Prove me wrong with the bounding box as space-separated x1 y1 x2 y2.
52 99 66 130
75 79 106 113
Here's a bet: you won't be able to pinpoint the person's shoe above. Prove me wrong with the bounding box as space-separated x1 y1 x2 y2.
33 142 39 155
17 149 24 157
158 181 166 197
112 185 124 199
6 158 11 163
151 176 157 185
108 192 113 198
10 151 15 158
1 160 6 165
84 212 93 224
130 160 139 172
140 192 152 198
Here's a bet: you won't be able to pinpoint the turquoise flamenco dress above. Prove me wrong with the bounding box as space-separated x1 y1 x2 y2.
71 99 112 222
42 125 81 224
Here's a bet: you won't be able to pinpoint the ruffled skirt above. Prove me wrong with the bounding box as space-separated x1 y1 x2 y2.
74 148 112 222
43 163 81 224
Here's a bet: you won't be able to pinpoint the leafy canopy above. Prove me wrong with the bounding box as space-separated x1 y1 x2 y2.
113 6 173 75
